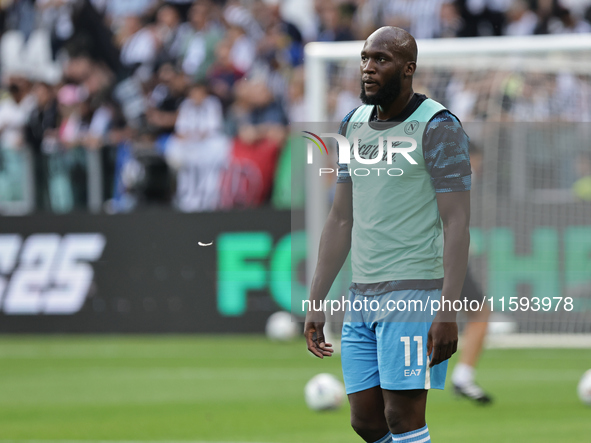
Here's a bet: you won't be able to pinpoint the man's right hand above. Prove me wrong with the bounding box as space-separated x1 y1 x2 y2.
304 311 334 359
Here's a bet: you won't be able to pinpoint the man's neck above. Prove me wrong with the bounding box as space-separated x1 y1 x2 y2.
375 89 414 121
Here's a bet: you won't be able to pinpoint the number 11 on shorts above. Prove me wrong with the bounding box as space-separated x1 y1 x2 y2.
400 336 424 366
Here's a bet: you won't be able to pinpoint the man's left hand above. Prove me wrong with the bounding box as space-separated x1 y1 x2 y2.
427 321 458 367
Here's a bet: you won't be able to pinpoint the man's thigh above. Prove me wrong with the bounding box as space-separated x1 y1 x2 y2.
341 320 381 395
376 318 448 391
375 290 448 391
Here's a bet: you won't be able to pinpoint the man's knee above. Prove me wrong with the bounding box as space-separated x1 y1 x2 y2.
351 412 389 442
383 404 424 435
383 404 404 433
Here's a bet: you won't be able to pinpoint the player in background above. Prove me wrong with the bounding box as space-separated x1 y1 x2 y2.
452 268 493 404
452 144 493 404
304 27 471 443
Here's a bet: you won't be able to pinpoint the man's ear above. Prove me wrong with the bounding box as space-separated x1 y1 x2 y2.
405 61 416 77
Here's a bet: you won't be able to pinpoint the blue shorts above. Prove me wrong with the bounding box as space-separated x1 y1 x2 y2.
341 289 448 395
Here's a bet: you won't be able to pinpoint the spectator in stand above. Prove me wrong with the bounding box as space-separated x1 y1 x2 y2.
36 0 76 57
119 14 158 83
25 79 59 211
56 83 114 150
317 0 356 42
505 0 538 36
207 39 246 110
36 1 124 76
255 0 304 67
252 4 303 70
0 72 36 207
61 56 114 131
0 74 36 151
248 79 288 131
456 0 511 36
224 21 256 74
146 62 188 139
82 94 114 150
165 80 229 212
26 80 59 157
50 83 92 209
173 1 223 81
152 4 183 65
439 0 464 38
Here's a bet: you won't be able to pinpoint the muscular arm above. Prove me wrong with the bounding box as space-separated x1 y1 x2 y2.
304 182 353 358
309 182 353 305
427 191 470 366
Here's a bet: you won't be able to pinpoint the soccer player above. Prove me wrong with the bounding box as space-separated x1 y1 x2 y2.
451 267 493 404
304 27 471 443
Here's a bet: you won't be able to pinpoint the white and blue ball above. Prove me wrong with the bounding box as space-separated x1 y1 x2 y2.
304 373 345 411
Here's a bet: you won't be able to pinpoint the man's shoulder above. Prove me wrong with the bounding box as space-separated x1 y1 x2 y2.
338 106 363 135
341 105 366 122
428 109 461 125
413 95 461 125
415 97 450 122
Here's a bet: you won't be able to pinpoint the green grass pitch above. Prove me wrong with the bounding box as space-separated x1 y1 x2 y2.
0 335 589 442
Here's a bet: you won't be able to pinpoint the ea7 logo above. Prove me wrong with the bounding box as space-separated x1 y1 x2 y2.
0 234 106 315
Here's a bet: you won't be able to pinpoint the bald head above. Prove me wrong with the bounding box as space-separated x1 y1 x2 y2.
359 27 418 113
365 27 418 64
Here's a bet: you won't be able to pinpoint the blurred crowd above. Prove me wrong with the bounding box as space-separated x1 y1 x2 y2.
0 0 590 214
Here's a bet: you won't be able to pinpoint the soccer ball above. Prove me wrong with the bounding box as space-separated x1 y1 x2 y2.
265 311 300 341
577 369 591 406
304 373 345 411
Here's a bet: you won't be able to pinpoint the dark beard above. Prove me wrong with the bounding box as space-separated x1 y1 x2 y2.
359 73 402 107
